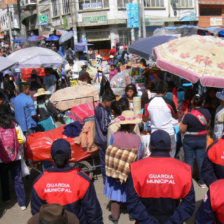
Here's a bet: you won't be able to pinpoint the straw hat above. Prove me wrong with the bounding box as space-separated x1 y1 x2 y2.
28 203 79 224
116 110 141 125
34 88 50 97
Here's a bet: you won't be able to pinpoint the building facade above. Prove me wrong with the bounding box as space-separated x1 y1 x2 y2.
20 0 199 48
198 0 224 27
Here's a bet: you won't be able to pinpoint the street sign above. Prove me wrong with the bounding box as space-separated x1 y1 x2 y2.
39 15 48 25
126 3 139 28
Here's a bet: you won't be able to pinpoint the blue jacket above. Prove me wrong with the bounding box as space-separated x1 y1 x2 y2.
201 138 224 186
126 152 195 224
94 103 111 148
31 166 103 224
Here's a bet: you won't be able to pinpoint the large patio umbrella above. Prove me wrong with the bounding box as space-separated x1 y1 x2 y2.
153 35 224 88
128 35 177 59
59 31 73 44
0 56 17 71
7 47 66 68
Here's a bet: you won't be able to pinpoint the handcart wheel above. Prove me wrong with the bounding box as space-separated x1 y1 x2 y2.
77 160 94 179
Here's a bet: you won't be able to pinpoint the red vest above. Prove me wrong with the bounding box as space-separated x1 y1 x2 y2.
131 157 192 199
34 169 90 205
208 139 224 166
210 179 224 223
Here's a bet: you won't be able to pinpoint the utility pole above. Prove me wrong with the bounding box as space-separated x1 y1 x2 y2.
6 0 14 51
141 0 146 38
70 0 78 44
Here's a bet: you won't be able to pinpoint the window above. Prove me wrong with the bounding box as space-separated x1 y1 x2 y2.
62 0 70 14
144 0 164 8
200 8 222 16
118 30 131 46
79 0 109 10
52 0 59 17
117 0 132 8
176 0 193 8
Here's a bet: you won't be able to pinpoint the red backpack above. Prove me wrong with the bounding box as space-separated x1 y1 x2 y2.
0 124 19 163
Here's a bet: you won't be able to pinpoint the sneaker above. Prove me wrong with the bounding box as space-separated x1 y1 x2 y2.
20 206 26 211
199 183 207 189
109 215 119 224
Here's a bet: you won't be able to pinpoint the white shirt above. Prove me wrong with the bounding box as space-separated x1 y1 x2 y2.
64 63 79 79
147 96 175 136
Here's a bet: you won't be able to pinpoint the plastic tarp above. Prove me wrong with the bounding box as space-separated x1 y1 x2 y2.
50 81 99 111
26 125 90 162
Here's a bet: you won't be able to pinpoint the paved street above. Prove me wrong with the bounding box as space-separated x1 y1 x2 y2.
0 168 207 224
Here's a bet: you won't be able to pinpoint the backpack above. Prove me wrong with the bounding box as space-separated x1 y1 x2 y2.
0 124 19 163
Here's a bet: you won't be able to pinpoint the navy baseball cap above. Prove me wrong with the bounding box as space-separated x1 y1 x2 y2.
51 139 71 159
150 130 171 150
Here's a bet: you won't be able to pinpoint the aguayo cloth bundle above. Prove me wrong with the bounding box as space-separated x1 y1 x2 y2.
50 81 99 111
105 145 138 183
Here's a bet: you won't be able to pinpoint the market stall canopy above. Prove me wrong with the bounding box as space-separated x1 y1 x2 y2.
50 81 99 111
128 35 177 60
46 35 60 41
74 42 93 52
59 31 74 44
27 35 39 42
0 56 17 72
154 35 224 88
7 47 66 68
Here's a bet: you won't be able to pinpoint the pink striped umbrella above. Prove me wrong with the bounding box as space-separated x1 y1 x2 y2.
153 35 224 88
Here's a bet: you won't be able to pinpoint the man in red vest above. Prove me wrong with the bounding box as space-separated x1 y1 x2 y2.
196 179 224 224
201 138 224 186
126 130 195 224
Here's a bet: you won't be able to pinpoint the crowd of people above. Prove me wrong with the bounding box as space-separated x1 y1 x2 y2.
0 44 224 224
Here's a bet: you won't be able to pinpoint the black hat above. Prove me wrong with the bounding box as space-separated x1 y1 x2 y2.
27 203 79 224
51 139 71 159
150 130 171 150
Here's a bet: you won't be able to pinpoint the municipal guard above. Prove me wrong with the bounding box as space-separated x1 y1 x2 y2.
201 138 224 186
196 179 224 224
126 130 195 224
31 139 103 224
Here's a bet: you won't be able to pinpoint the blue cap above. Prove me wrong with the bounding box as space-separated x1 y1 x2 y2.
150 130 171 150
51 139 71 159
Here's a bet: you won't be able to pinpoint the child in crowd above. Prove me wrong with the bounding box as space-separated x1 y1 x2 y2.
124 84 138 110
109 64 118 81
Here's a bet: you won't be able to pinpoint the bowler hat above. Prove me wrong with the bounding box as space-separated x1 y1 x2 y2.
27 203 79 224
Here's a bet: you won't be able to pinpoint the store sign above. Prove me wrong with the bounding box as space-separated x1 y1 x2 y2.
82 2 102 10
126 3 139 28
145 18 164 26
210 17 223 26
82 13 107 25
39 15 48 25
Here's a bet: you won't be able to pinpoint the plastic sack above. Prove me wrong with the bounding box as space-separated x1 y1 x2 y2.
110 71 128 88
25 125 91 162
21 159 30 177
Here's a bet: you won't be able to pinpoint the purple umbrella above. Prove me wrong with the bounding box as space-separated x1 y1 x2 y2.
128 35 177 59
0 56 17 72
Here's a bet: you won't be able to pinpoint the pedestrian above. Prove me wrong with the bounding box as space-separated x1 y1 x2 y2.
31 139 103 224
43 68 57 95
213 89 224 140
124 84 138 110
0 104 26 210
104 110 143 224
109 64 118 81
79 65 88 76
141 80 156 108
201 137 224 186
28 203 79 224
34 88 56 132
28 69 42 99
196 179 224 224
95 91 115 181
3 73 16 100
179 94 211 188
144 80 178 157
13 82 37 135
127 130 195 223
